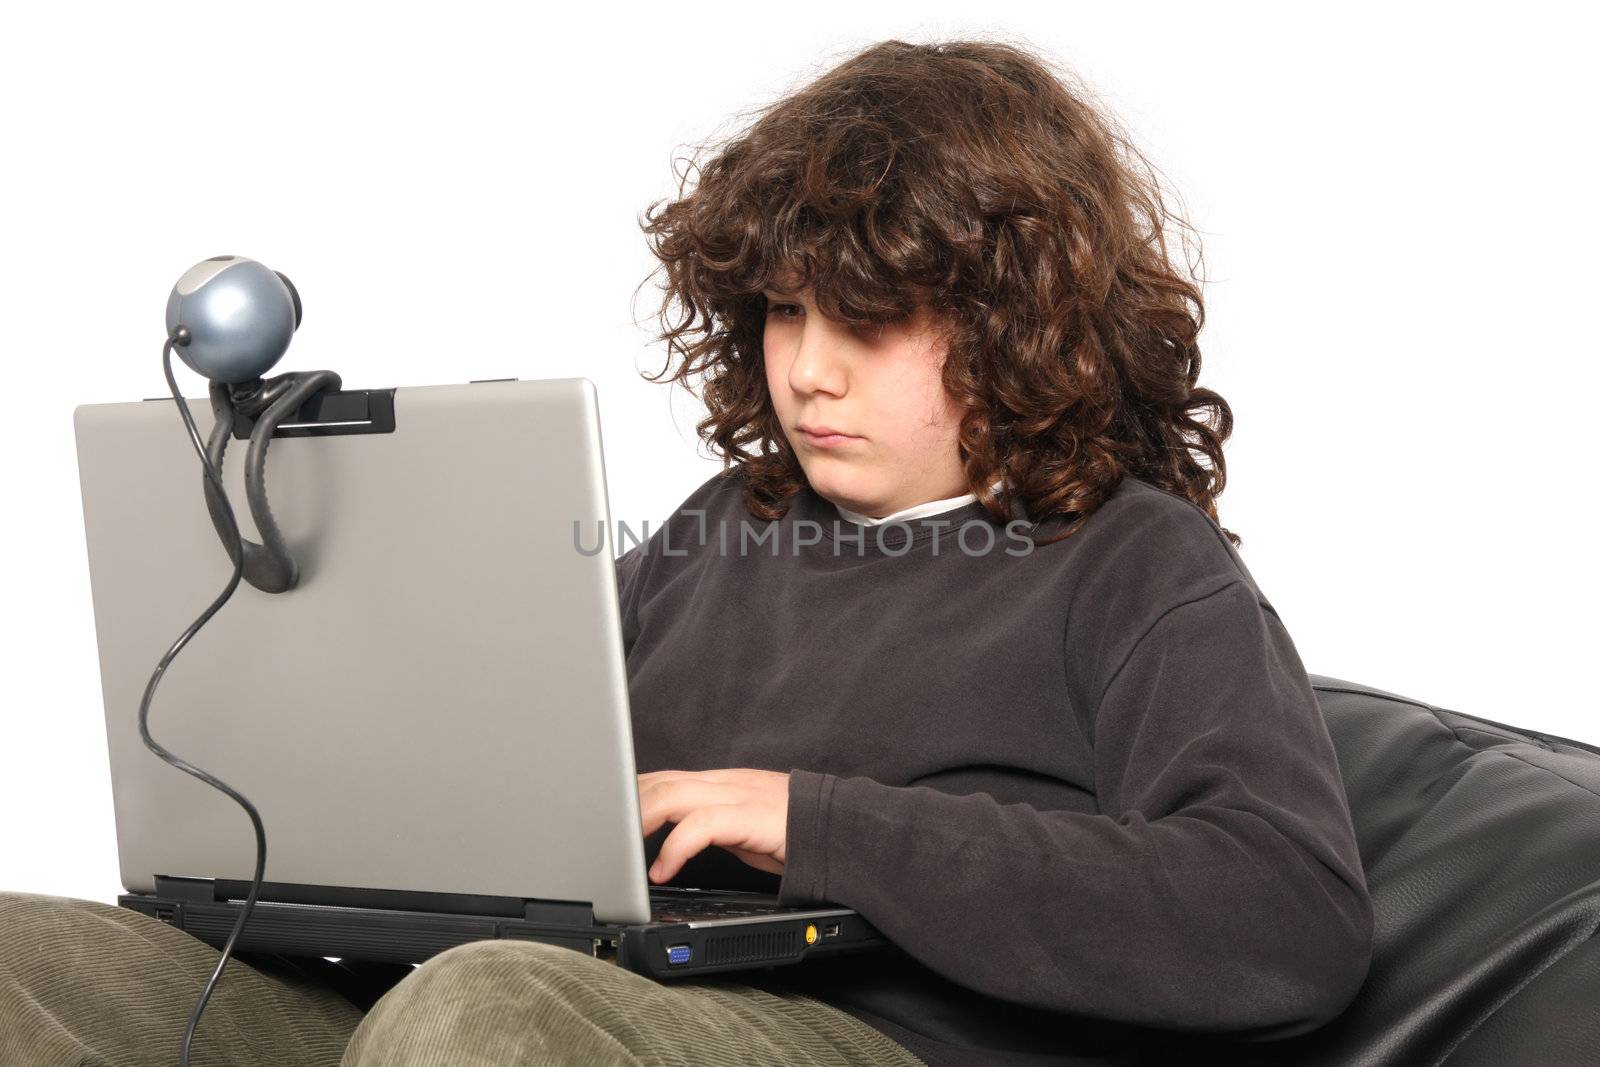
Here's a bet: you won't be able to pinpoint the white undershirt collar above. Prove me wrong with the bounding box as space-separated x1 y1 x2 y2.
833 479 1004 526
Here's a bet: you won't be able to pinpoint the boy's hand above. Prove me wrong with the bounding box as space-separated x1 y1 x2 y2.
637 768 790 883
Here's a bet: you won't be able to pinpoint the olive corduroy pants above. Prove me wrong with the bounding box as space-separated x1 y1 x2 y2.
0 892 925 1066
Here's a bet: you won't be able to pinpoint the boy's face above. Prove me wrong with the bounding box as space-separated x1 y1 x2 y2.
761 281 968 518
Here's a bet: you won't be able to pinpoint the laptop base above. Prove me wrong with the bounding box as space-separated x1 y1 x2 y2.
119 877 886 979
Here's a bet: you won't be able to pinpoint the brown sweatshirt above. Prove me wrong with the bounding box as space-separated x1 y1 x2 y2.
616 467 1373 1066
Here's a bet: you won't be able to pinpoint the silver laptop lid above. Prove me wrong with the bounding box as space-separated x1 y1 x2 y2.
73 377 652 925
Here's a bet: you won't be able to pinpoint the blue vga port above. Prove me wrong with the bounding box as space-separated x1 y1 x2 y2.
666 943 692 966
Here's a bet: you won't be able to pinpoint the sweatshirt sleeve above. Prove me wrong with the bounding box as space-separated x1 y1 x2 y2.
776 578 1374 1038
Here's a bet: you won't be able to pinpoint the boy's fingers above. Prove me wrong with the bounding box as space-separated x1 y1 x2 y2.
638 780 746 836
650 806 739 882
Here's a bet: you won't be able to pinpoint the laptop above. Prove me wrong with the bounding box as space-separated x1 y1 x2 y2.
72 375 886 978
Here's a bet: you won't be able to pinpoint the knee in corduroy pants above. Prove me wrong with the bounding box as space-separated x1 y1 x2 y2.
341 939 644 1067
0 890 362 1067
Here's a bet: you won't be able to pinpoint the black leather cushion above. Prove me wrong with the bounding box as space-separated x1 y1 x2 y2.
1141 674 1600 1066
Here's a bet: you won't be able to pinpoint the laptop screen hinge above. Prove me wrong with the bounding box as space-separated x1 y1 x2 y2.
523 899 596 926
154 876 219 903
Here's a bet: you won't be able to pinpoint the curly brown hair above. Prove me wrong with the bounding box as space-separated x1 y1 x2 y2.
635 36 1237 547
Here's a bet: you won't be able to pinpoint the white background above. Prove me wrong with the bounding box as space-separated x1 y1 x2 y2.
2 2 1594 902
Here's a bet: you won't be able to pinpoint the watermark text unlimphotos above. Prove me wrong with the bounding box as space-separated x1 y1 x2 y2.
573 511 1036 558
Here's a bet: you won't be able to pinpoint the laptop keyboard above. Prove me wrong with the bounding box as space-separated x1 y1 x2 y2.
647 894 791 923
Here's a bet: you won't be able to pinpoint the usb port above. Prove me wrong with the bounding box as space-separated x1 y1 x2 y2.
666 943 692 966
822 923 840 938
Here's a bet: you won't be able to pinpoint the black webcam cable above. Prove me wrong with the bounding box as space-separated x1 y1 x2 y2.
140 327 269 1067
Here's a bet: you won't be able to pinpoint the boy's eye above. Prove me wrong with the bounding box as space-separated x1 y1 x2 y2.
766 302 802 320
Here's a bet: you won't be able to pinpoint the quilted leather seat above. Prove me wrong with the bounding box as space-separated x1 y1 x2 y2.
1143 674 1600 1065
